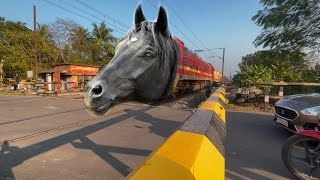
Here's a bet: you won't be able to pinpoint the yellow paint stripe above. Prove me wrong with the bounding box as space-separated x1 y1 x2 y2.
199 101 226 122
216 88 226 93
127 130 224 180
193 136 225 180
177 65 213 77
215 91 225 96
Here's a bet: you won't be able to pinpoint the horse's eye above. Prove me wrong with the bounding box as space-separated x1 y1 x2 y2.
144 52 153 60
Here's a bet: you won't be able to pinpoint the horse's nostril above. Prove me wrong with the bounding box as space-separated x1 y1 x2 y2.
92 85 103 96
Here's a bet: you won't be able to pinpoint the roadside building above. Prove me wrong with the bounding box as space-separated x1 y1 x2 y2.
38 64 99 92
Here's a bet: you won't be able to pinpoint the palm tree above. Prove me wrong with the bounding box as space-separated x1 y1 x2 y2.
91 22 117 62
92 22 116 46
71 26 90 46
37 23 53 44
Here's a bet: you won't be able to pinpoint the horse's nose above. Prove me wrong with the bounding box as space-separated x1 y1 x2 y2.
85 81 104 99
87 84 103 98
92 84 103 97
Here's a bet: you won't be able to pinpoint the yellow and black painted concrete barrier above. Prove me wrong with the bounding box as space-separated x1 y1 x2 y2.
128 87 226 180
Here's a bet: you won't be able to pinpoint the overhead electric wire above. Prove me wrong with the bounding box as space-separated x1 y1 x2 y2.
57 0 127 33
144 0 221 67
208 50 223 60
74 0 131 29
162 0 221 66
144 0 205 57
163 0 210 55
43 0 126 35
43 0 94 23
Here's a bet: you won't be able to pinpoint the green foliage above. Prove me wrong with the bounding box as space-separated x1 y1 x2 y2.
0 17 119 78
1 19 35 78
233 50 320 94
253 0 320 51
233 64 273 84
238 50 307 82
91 22 116 66
92 22 116 46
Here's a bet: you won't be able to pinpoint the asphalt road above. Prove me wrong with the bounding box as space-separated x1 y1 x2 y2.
226 111 296 180
0 95 192 180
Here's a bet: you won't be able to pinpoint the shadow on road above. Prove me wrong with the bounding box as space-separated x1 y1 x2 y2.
0 106 183 179
124 109 181 138
71 137 151 176
226 111 295 180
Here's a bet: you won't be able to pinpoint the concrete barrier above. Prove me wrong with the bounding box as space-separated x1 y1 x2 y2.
127 87 226 179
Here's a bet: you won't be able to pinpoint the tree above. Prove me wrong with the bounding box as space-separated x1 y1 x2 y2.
0 19 58 78
50 18 79 48
233 65 273 85
91 22 116 66
71 26 90 46
252 0 320 52
50 18 79 63
92 22 116 55
92 22 116 45
239 50 307 82
0 16 119 78
69 26 92 64
37 23 54 45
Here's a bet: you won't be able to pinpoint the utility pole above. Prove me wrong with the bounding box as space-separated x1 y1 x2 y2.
33 5 37 79
0 59 3 79
197 48 225 82
222 48 225 82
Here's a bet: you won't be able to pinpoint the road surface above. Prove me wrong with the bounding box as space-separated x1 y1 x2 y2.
0 95 192 179
226 111 296 180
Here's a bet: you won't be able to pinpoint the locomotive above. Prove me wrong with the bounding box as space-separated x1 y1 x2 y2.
169 37 223 95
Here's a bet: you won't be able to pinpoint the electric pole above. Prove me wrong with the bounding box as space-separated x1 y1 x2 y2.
196 48 225 82
222 48 225 82
33 5 37 79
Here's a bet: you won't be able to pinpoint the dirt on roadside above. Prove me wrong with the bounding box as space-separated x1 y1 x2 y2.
226 102 274 114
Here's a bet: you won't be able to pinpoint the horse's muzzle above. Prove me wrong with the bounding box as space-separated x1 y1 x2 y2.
84 81 114 115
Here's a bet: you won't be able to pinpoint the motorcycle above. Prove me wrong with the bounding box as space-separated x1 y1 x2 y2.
281 126 320 179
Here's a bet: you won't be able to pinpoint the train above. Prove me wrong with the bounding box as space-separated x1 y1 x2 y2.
168 37 226 95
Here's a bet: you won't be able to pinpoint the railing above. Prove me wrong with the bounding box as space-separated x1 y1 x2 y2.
10 81 89 94
256 81 320 110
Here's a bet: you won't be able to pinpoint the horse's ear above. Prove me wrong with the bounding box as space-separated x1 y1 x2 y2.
135 5 145 29
156 6 170 37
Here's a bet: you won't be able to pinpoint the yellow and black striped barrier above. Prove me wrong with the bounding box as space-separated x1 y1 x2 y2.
127 87 226 180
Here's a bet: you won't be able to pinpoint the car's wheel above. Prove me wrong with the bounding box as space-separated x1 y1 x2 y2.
281 134 320 180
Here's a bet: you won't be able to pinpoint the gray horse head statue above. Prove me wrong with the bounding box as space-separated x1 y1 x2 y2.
84 5 178 114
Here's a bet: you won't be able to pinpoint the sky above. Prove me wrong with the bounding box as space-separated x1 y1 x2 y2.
0 0 263 76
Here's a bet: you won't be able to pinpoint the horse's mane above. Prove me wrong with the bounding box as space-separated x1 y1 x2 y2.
125 21 178 81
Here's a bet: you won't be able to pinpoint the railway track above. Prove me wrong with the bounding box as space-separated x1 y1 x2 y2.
0 111 110 147
151 90 207 109
151 90 199 105
0 100 197 147
0 91 205 147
